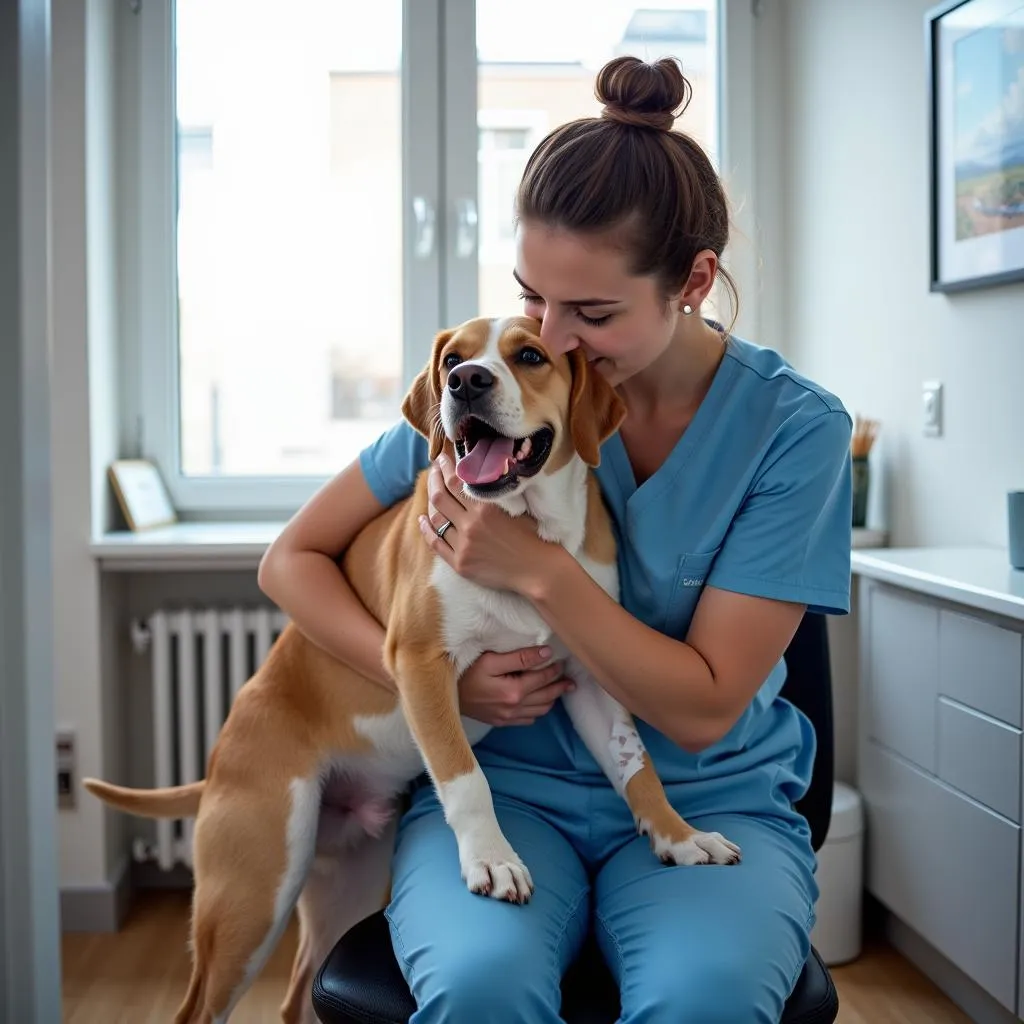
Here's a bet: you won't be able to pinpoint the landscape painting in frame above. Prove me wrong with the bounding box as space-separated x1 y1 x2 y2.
929 0 1024 290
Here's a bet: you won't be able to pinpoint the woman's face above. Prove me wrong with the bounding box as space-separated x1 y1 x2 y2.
513 220 682 387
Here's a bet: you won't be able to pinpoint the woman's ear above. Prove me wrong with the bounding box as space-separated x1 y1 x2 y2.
402 329 454 460
679 249 719 311
567 348 626 468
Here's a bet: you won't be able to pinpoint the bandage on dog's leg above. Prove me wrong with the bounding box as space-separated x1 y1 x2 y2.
613 714 741 866
608 710 694 844
610 713 647 789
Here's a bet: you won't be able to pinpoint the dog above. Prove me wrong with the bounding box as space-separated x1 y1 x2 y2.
84 315 740 1024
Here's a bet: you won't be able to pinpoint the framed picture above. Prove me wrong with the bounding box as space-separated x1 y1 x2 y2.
108 459 178 532
927 0 1024 292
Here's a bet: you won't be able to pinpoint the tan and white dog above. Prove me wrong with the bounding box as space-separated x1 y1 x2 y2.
84 315 740 1024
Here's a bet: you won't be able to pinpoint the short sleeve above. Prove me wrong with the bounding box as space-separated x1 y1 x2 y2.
358 419 431 508
706 409 853 615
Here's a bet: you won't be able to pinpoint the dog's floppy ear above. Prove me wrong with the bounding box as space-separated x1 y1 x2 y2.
567 347 627 468
402 329 454 461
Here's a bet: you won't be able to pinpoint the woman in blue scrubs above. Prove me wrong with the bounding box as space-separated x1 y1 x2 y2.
260 54 852 1024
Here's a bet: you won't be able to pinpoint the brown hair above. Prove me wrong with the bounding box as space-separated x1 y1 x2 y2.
516 55 738 328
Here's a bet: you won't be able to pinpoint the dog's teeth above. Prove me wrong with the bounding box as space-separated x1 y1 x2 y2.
502 458 511 476
519 437 532 459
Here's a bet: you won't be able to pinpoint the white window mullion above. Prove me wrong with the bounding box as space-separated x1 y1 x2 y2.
402 0 445 388
441 0 479 328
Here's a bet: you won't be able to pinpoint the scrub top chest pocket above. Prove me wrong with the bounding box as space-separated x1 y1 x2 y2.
664 549 721 639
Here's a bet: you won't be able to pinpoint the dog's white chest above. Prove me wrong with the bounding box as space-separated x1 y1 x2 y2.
352 705 491 787
432 560 553 673
431 553 617 674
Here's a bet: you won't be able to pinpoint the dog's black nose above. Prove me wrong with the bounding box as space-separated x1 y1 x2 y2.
447 364 494 403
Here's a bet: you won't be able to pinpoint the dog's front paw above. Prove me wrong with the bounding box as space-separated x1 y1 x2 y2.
460 838 534 903
655 829 742 866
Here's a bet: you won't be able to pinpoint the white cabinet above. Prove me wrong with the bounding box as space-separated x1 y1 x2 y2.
854 550 1024 1018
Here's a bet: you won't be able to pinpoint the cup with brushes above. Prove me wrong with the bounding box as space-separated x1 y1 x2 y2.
851 415 880 529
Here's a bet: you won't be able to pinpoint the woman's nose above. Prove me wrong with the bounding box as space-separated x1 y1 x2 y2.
538 314 579 355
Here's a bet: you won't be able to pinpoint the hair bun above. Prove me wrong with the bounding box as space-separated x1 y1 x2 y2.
596 56 691 132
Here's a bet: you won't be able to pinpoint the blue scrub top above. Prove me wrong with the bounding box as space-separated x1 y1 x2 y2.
359 333 852 810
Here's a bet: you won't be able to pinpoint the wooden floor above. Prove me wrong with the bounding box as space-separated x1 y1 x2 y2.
61 890 972 1023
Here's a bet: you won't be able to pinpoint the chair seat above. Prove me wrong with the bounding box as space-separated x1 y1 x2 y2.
312 908 839 1024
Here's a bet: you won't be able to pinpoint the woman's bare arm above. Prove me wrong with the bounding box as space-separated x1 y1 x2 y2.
258 460 395 691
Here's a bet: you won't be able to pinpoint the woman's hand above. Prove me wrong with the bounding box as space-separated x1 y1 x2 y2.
418 454 552 594
459 645 573 726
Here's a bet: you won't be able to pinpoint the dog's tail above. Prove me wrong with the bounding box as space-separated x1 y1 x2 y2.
82 778 205 819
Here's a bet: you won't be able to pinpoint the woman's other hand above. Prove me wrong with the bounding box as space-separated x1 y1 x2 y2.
459 646 573 726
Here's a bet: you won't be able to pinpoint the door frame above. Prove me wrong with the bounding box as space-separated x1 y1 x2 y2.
0 0 63 1019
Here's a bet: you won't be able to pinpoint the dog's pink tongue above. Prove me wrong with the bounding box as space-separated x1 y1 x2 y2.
456 436 515 485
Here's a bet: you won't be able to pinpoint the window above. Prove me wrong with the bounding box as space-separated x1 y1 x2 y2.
173 0 405 482
124 0 747 514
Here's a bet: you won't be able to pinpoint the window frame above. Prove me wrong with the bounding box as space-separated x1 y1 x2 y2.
122 0 444 514
120 0 757 516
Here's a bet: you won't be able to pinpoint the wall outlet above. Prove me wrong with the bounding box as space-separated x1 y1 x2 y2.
922 381 943 437
56 728 76 810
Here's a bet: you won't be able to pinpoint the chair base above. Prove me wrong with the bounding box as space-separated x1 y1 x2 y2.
312 909 839 1024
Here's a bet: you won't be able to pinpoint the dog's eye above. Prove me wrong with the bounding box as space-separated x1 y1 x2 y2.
442 353 462 370
518 347 545 366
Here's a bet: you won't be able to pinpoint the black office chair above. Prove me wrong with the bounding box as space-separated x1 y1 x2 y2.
312 612 840 1024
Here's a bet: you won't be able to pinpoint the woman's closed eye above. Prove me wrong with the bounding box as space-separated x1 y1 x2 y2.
517 290 613 328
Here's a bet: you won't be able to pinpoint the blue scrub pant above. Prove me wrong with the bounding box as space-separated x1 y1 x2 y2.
385 761 818 1024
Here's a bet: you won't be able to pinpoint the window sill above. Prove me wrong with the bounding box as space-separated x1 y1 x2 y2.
91 521 287 572
93 523 887 574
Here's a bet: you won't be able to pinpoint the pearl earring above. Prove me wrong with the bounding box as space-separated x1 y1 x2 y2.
682 304 693 315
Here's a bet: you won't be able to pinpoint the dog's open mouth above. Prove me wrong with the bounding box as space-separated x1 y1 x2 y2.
453 417 554 491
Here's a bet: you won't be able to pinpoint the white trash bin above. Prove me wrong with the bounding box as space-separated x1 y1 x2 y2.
810 781 864 966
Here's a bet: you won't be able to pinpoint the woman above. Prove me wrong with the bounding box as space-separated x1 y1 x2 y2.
259 55 852 1024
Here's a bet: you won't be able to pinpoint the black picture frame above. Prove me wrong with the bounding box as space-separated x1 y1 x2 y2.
927 0 1024 292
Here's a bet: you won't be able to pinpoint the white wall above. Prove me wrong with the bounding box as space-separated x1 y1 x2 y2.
781 0 1024 547
775 0 1024 782
52 0 125 906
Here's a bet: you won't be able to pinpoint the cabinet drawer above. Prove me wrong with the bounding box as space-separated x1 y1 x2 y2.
937 698 1021 822
939 610 1022 727
861 741 1020 1011
866 586 939 772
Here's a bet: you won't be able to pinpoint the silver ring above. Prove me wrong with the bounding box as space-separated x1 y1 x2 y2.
435 519 453 541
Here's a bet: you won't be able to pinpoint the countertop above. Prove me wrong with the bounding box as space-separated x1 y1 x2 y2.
851 546 1024 623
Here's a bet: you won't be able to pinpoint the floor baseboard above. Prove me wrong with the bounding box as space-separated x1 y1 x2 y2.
60 857 132 933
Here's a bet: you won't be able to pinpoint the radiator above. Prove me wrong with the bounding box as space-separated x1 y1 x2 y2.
130 606 288 871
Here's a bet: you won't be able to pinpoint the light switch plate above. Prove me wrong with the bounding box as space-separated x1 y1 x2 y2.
922 381 943 437
56 728 76 810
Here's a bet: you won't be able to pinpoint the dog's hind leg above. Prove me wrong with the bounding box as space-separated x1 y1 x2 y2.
280 819 396 1024
174 774 323 1024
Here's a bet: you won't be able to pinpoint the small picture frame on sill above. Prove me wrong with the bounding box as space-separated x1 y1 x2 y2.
108 459 178 532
